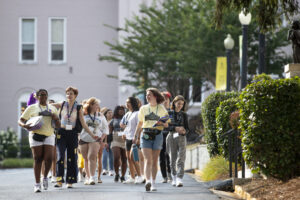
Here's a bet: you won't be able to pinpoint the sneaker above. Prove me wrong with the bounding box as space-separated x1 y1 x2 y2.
123 177 135 184
120 176 125 183
135 176 144 184
34 184 41 193
84 178 89 185
42 178 48 190
89 177 95 185
145 181 151 192
78 174 84 182
51 176 56 183
161 177 168 183
171 175 176 186
66 183 73 188
109 170 114 176
151 184 157 191
102 170 107 175
97 178 102 183
114 174 120 182
54 182 62 188
176 177 183 187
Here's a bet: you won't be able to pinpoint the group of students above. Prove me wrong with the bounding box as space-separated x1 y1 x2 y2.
18 86 189 193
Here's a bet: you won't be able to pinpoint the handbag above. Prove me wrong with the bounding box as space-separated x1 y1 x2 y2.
32 133 47 142
106 133 113 143
74 105 83 133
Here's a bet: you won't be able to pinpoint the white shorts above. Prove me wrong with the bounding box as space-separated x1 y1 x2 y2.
29 133 55 148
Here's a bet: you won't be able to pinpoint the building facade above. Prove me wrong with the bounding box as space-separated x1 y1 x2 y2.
0 0 120 139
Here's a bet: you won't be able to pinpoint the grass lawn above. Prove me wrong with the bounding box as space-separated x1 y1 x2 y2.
0 158 33 168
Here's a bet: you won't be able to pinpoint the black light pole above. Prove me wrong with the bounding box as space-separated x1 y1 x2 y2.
224 34 234 91
239 11 251 89
258 33 265 74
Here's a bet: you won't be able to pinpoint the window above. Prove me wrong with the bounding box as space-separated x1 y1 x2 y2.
49 18 66 63
19 18 37 63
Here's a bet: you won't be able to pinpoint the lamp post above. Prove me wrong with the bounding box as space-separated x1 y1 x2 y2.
224 34 234 91
239 10 251 89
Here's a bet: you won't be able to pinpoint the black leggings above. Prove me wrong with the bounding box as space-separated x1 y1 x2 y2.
160 133 171 178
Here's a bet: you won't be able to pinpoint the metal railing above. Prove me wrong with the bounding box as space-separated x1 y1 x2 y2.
221 129 245 178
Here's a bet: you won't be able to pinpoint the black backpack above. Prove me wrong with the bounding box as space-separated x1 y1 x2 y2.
59 101 83 133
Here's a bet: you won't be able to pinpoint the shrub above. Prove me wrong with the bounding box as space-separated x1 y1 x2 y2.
216 97 239 159
238 77 300 180
201 91 239 157
201 156 233 181
251 73 272 83
0 128 18 160
1 158 33 168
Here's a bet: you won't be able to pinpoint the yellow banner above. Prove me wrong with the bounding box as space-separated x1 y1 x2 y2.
216 57 227 91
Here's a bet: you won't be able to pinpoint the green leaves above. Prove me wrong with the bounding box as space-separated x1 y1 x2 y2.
238 76 300 180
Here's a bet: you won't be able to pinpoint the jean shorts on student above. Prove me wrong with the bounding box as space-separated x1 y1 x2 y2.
29 133 55 148
140 132 163 150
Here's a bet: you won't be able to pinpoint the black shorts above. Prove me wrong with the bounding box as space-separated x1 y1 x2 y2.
125 139 133 151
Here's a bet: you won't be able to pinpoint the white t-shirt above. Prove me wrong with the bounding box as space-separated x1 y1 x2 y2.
122 111 139 140
80 113 109 142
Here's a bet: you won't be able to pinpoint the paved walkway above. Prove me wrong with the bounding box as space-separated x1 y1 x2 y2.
0 168 219 200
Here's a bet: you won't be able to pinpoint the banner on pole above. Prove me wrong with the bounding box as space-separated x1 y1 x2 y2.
216 57 227 91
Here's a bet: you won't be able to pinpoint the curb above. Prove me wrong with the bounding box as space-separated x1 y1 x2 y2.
234 185 257 200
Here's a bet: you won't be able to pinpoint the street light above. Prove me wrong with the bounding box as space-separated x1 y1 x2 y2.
239 10 251 89
224 34 234 91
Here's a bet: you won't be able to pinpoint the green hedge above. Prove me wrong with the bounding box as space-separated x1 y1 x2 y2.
201 91 239 157
1 158 33 168
216 97 239 159
238 77 300 180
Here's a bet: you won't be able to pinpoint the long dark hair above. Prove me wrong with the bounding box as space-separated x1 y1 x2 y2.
128 97 139 112
171 95 186 112
113 105 125 119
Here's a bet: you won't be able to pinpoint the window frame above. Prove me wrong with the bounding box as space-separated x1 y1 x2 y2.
48 17 67 64
19 17 37 64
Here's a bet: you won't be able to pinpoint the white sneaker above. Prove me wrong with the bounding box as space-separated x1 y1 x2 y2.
42 178 48 190
150 183 157 191
109 170 114 176
51 176 56 183
89 177 95 185
84 178 89 185
78 174 84 182
123 177 135 184
171 175 176 186
102 170 108 175
176 177 183 187
34 184 41 193
135 176 144 184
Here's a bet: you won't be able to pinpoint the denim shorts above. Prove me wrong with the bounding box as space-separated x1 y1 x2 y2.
140 132 163 150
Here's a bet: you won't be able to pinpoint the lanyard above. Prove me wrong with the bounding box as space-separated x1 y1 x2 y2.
66 102 75 122
89 113 96 123
39 104 49 112
148 105 158 115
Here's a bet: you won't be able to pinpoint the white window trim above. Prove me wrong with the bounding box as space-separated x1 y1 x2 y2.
48 17 67 64
19 17 37 64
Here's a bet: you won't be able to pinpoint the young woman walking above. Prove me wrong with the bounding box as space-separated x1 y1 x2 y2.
110 106 127 182
120 97 143 184
79 97 108 185
101 108 114 176
133 88 169 192
18 89 60 193
167 95 189 187
52 87 97 188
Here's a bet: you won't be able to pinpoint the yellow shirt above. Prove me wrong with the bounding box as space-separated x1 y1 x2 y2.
138 104 169 131
21 104 58 136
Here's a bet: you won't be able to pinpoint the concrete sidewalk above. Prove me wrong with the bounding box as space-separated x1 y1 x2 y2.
0 168 220 200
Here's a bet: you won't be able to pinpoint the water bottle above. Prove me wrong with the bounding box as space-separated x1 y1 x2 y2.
132 144 139 162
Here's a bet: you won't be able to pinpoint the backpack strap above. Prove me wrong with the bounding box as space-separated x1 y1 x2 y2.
59 101 66 120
